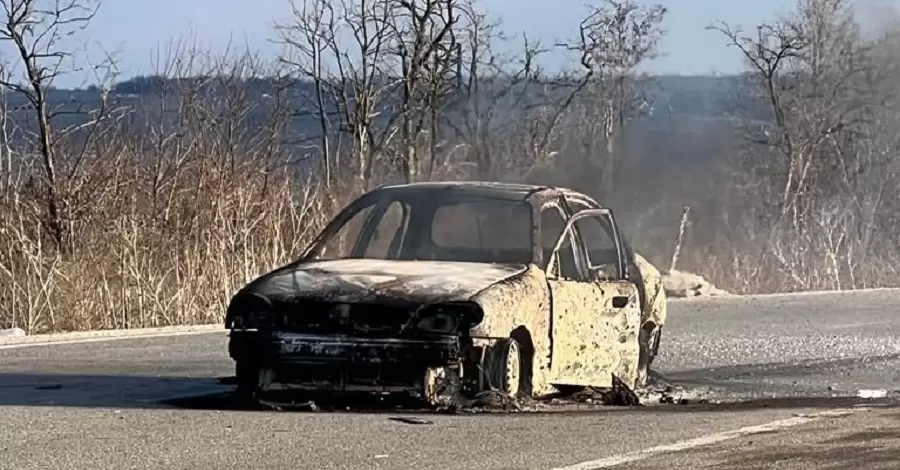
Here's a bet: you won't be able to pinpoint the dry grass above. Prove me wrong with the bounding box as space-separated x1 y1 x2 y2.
1 98 897 332
0 163 332 333
1 127 897 333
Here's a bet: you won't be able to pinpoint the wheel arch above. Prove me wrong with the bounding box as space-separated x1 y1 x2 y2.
509 325 535 396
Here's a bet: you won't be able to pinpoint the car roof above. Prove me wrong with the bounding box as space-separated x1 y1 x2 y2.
374 181 600 205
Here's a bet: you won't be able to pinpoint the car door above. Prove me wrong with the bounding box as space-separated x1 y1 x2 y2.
543 205 643 389
564 195 648 317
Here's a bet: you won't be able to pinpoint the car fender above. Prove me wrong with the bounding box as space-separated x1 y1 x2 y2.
468 265 555 397
633 252 667 329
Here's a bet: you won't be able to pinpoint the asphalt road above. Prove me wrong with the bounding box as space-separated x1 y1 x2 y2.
2 289 900 469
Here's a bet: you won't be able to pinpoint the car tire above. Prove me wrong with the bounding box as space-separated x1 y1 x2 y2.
485 338 522 399
234 359 261 401
648 327 662 366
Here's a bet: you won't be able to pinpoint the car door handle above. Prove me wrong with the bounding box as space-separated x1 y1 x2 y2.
611 296 629 309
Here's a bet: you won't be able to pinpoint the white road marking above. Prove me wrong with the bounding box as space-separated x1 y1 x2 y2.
826 321 890 330
668 287 900 303
548 409 859 470
747 287 900 298
0 326 223 350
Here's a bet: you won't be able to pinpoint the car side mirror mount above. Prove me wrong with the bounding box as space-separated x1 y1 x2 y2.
588 265 617 282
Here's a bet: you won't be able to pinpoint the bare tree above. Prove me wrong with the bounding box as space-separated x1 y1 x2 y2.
275 0 338 187
710 0 900 290
0 0 122 252
386 0 461 182
0 63 21 198
566 0 666 196
276 0 402 192
440 7 546 179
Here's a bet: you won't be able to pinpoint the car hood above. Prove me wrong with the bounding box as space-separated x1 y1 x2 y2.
241 258 529 306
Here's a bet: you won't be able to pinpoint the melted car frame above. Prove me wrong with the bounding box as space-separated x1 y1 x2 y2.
225 181 665 405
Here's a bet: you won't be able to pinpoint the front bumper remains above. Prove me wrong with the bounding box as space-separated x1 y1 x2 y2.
230 330 461 394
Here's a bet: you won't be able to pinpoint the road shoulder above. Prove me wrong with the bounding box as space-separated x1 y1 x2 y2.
597 405 900 470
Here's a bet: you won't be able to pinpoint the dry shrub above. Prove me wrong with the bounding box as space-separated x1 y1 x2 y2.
0 157 331 333
0 47 342 333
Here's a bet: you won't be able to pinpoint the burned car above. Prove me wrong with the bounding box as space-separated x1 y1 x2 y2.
225 182 667 405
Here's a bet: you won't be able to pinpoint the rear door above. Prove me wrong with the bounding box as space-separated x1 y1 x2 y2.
543 205 642 389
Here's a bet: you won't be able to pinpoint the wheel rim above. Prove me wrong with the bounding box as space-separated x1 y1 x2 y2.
648 328 661 363
504 340 521 396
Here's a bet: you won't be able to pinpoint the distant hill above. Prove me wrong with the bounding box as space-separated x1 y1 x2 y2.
101 73 764 120
0 74 769 170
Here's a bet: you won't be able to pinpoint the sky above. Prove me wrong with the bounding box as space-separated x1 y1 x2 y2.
4 0 898 88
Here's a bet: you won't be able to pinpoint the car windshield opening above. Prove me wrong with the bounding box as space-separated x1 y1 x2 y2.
309 194 533 264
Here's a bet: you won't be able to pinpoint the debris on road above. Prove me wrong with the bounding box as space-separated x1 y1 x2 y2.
663 270 731 298
633 373 718 405
565 375 643 406
857 389 888 399
0 327 25 337
636 383 713 405
230 371 722 414
388 417 434 425
252 396 320 412
611 375 642 406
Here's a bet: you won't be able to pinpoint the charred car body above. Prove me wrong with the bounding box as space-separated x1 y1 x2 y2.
225 182 667 404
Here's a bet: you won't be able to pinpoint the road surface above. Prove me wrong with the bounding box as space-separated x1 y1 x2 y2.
1 289 899 469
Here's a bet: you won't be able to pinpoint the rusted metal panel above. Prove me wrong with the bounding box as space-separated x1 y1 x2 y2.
245 259 528 305
547 280 642 389
256 333 460 394
634 252 667 328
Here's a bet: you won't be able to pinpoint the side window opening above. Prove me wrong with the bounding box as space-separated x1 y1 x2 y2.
567 198 626 281
429 199 532 263
573 215 620 280
540 205 582 280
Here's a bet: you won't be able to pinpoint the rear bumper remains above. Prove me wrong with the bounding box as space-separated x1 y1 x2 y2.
229 330 461 393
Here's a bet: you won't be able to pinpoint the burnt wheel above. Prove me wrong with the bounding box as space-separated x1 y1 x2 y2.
636 325 660 387
649 327 662 365
485 338 522 398
234 360 262 400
